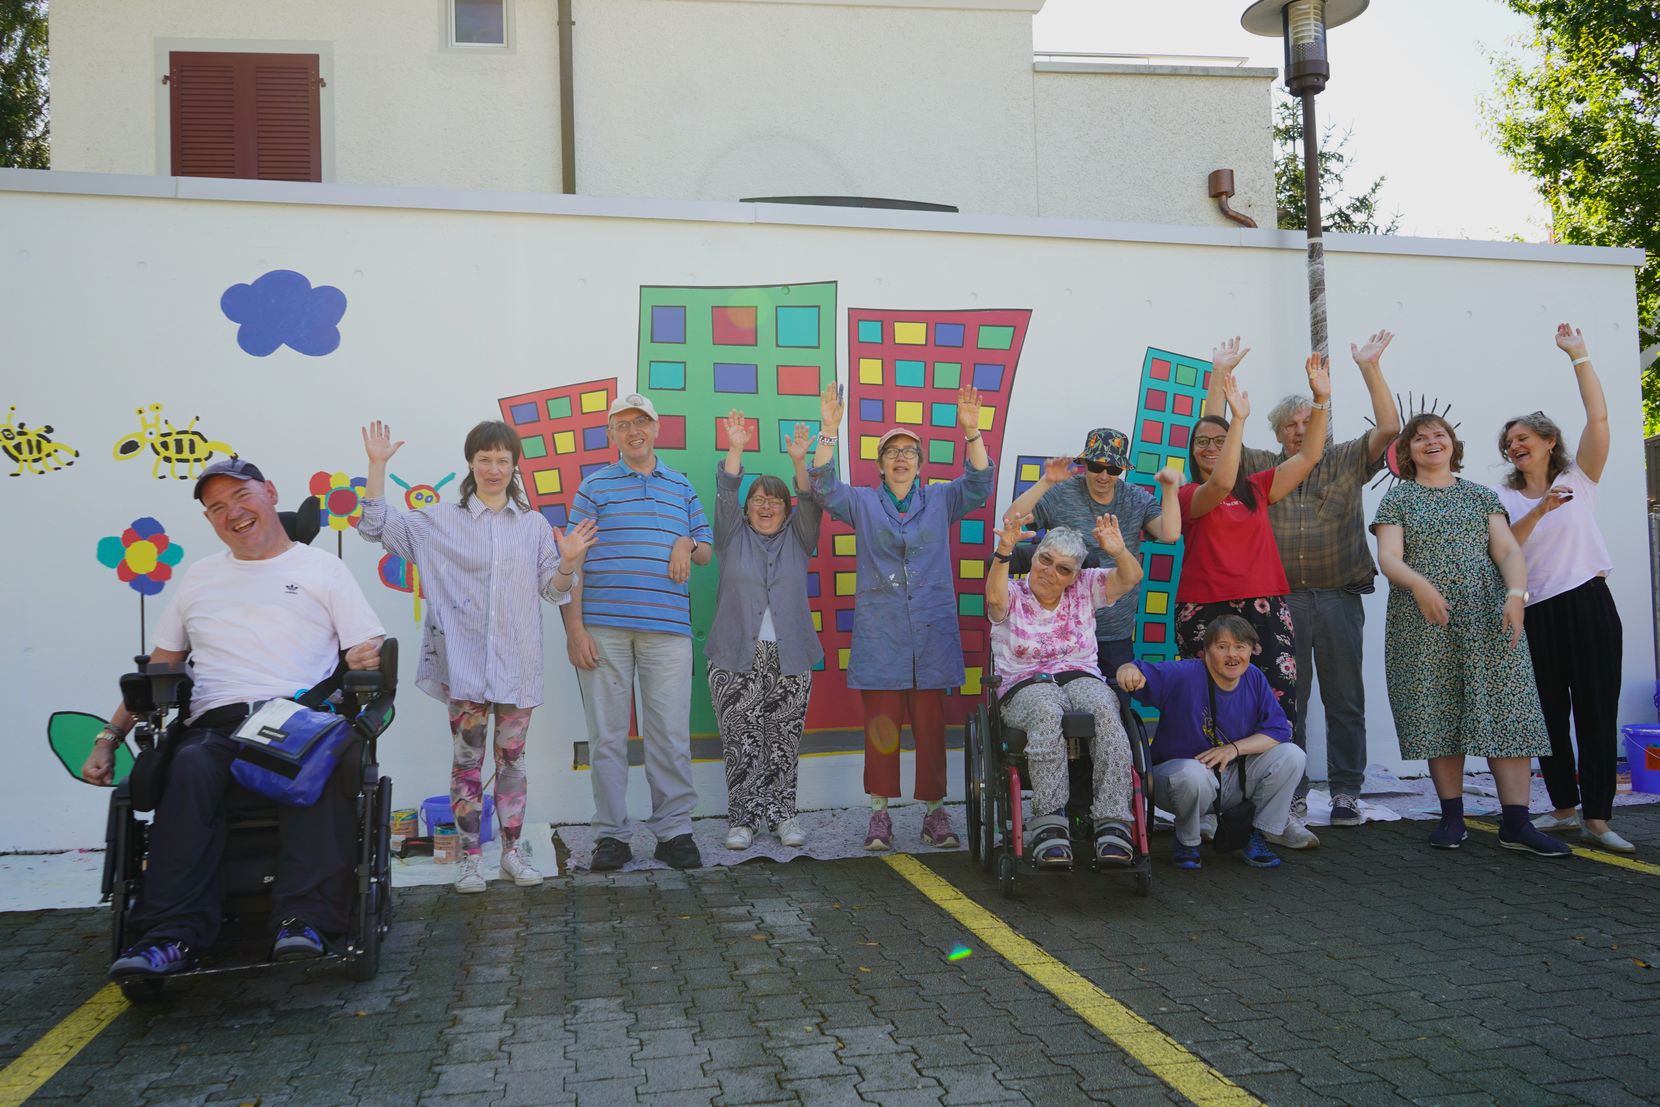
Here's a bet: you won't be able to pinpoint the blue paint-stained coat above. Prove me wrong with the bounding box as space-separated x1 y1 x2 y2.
809 458 994 691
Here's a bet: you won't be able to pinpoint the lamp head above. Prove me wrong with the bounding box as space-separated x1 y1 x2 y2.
1241 0 1369 96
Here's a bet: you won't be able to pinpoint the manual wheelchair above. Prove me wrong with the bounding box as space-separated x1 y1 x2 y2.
963 548 1155 900
99 505 400 1002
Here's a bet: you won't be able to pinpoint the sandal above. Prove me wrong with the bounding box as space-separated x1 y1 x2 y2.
1094 824 1134 866
1026 818 1073 869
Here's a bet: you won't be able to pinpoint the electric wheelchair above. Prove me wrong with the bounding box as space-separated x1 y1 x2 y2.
963 545 1155 900
99 504 400 1002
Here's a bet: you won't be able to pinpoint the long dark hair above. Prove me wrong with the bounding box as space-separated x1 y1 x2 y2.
459 420 529 509
1499 411 1570 490
1187 414 1257 512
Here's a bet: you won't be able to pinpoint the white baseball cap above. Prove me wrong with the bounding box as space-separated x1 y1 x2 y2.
606 393 659 421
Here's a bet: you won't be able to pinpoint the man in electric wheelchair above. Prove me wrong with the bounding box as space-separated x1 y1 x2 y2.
80 459 389 981
1116 614 1306 871
985 514 1144 868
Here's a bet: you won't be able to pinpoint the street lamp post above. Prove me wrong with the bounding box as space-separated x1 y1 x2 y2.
1242 0 1370 358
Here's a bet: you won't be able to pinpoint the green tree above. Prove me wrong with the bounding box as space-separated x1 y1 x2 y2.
1273 99 1400 234
0 0 48 169
1487 2 1660 432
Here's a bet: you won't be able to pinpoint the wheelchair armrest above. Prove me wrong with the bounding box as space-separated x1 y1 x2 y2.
120 662 191 716
348 638 398 741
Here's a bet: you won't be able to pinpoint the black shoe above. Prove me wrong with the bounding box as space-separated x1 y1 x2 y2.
654 833 703 870
591 836 632 871
272 918 327 961
110 938 196 978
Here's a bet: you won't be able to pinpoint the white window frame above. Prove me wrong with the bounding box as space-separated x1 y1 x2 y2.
444 0 514 51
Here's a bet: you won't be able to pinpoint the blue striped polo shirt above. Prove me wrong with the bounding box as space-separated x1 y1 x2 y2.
569 459 713 636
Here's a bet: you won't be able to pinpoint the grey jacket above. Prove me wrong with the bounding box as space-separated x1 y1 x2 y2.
705 465 825 676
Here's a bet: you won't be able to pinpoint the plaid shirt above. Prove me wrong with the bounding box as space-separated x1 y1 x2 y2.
1238 434 1385 592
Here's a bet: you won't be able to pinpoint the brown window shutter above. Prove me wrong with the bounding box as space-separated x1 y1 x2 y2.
170 52 320 182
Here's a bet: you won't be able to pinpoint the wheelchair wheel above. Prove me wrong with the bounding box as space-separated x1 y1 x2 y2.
349 774 393 983
964 708 984 868
119 978 166 1004
996 852 1016 900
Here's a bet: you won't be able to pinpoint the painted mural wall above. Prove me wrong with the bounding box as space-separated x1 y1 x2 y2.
0 173 1647 851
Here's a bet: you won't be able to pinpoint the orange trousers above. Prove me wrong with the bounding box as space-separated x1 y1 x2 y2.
860 688 947 801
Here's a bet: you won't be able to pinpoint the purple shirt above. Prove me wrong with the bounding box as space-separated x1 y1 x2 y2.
1129 658 1291 764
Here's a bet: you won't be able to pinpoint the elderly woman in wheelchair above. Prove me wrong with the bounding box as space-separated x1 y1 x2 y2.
986 513 1144 867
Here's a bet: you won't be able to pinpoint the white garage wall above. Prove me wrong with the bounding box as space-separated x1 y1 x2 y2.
0 169 1646 851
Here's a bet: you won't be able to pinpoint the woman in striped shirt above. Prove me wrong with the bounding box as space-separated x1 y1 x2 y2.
360 420 596 894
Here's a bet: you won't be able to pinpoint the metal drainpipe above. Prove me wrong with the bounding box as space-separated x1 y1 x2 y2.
1207 168 1258 228
558 0 576 194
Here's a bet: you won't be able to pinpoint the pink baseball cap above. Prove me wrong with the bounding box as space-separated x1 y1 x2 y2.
876 428 922 455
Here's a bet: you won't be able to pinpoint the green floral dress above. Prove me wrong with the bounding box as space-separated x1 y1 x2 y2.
1370 478 1549 759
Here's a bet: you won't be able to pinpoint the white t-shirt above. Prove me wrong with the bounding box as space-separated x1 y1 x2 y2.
1493 463 1613 605
155 544 386 718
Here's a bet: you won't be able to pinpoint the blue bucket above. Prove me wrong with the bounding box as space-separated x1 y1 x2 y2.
421 793 495 844
1621 725 1660 796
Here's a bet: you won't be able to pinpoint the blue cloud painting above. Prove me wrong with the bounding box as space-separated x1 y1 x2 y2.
220 270 347 357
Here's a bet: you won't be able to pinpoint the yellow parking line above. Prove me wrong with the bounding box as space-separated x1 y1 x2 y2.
882 854 1261 1107
0 983 127 1106
1465 820 1660 876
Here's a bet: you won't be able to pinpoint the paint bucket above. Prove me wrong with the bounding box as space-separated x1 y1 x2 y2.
1622 725 1660 796
1616 759 1632 796
390 808 418 840
421 794 494 844
433 822 460 864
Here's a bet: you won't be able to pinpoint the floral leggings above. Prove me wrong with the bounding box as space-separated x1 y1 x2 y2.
1175 595 1298 746
447 700 533 854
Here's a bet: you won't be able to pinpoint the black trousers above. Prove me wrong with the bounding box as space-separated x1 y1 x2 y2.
127 725 359 948
1096 638 1135 714
1525 577 1623 821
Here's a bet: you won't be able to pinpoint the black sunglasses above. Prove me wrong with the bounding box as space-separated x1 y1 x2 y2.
1080 460 1123 475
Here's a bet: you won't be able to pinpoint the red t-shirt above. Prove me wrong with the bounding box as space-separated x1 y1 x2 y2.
1176 469 1290 603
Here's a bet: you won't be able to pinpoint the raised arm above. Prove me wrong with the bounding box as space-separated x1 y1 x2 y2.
785 421 813 494
1202 336 1251 420
1146 467 1182 542
541 517 596 603
361 420 405 501
357 420 424 559
715 411 751 548
1267 353 1331 503
985 511 1033 623
1004 457 1075 524
784 422 824 552
958 385 990 471
812 382 843 470
1091 514 1144 606
1350 330 1401 461
1556 323 1609 482
1188 376 1250 519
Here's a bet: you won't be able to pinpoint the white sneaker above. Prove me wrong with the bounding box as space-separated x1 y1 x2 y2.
455 854 487 894
1199 814 1217 843
724 826 753 850
776 818 807 848
1533 811 1582 832
500 843 543 887
1265 820 1321 850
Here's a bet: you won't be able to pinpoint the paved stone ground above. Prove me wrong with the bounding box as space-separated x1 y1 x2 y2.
4 804 1659 1106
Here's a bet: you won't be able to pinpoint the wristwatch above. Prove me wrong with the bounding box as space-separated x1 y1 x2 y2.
93 726 123 747
1506 587 1530 603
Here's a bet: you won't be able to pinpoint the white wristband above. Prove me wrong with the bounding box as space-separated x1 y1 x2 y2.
1506 588 1527 600
1571 355 1591 366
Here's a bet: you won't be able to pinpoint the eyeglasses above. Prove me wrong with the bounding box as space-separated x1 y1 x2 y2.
1035 554 1078 577
749 496 787 510
1191 435 1227 449
1081 460 1123 475
609 416 653 432
881 447 921 460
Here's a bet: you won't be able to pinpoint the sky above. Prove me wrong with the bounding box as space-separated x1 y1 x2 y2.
1032 0 1552 241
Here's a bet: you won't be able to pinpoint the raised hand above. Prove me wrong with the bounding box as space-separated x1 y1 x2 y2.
1555 322 1588 361
820 381 845 430
957 385 983 433
1210 336 1251 376
1044 456 1075 483
1154 466 1181 491
1094 513 1127 558
554 517 599 564
723 409 751 452
1224 374 1250 421
1305 353 1331 403
785 422 813 463
361 420 405 464
1351 329 1393 366
996 510 1034 555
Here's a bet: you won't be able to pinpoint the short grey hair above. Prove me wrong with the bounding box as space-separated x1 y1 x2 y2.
1267 394 1312 436
1035 526 1088 567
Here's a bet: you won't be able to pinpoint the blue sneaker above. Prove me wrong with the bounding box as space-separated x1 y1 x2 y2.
1429 820 1468 849
1242 830 1281 869
110 938 195 978
272 919 327 961
1172 842 1202 870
